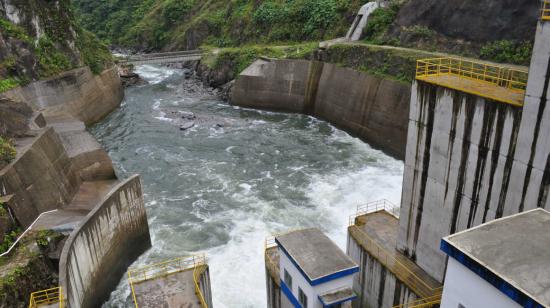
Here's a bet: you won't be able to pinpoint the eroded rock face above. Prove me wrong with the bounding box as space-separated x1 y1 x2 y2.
0 97 33 138
393 0 538 43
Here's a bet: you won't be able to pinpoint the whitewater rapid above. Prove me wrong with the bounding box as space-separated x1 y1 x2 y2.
93 65 404 308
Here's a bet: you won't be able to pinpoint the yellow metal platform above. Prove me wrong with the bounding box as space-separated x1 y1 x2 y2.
416 58 528 107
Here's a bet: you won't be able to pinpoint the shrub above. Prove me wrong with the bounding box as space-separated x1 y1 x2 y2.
0 79 20 93
76 30 113 74
0 228 21 254
363 2 401 42
36 36 72 78
480 40 533 65
0 137 16 164
0 19 31 43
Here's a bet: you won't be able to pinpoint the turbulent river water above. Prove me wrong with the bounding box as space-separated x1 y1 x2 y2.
92 65 404 308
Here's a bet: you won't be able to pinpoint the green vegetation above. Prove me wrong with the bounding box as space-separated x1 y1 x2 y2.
76 30 114 74
204 43 318 76
35 230 62 248
0 137 16 164
0 228 21 255
0 79 20 93
73 0 363 49
0 19 32 42
480 40 533 66
362 2 401 44
36 36 73 78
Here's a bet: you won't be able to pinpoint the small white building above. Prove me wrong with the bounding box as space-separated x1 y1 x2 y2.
275 228 359 308
440 208 550 308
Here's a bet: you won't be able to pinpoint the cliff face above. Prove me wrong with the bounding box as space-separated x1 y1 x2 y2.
381 0 538 63
394 0 538 43
0 0 113 92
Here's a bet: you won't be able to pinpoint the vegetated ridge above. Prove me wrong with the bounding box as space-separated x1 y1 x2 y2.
0 0 113 93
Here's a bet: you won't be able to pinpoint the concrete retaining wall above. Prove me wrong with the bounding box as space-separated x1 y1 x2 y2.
231 59 410 159
59 175 151 308
347 233 418 308
2 66 123 125
398 81 526 282
0 128 80 227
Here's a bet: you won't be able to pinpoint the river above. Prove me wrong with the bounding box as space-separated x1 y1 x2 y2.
92 64 404 307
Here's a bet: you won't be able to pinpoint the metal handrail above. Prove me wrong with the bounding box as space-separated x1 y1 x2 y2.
128 254 208 308
416 58 528 91
391 292 442 308
28 287 63 308
348 199 399 226
1 209 58 258
193 261 209 308
349 200 441 298
543 0 550 20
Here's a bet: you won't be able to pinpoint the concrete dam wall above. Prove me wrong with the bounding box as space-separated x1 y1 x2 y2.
397 21 550 283
231 59 411 159
0 127 80 227
2 66 123 125
59 175 151 308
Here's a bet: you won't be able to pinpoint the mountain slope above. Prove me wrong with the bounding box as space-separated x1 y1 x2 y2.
72 0 365 50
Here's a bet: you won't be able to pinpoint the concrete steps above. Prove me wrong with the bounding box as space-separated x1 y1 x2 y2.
32 180 119 232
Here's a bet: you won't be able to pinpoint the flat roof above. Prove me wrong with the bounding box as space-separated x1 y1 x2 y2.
275 228 358 284
442 208 550 307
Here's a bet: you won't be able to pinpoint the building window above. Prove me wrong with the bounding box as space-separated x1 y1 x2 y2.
298 287 308 308
284 269 293 290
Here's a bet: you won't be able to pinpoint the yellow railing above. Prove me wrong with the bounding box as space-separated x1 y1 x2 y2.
543 0 550 20
349 201 441 298
193 263 209 308
128 254 208 308
392 292 442 308
28 287 63 308
416 58 528 91
348 199 399 226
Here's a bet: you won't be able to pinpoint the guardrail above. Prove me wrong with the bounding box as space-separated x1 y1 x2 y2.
128 254 208 308
391 292 442 308
28 287 63 308
543 0 550 20
0 209 58 258
348 199 399 226
416 58 528 91
193 261 209 308
348 200 441 298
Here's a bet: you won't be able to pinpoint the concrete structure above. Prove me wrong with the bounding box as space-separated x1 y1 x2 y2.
2 66 123 125
128 255 213 308
59 175 151 308
440 209 550 308
120 50 204 65
265 228 359 308
398 17 550 283
346 2 379 41
0 64 151 308
347 202 441 308
232 59 410 159
345 12 550 308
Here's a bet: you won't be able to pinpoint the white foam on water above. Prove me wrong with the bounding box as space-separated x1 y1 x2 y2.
136 65 179 84
204 136 403 307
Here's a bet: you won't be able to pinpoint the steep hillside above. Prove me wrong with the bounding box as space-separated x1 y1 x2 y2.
72 0 364 51
0 0 113 92
365 0 537 65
